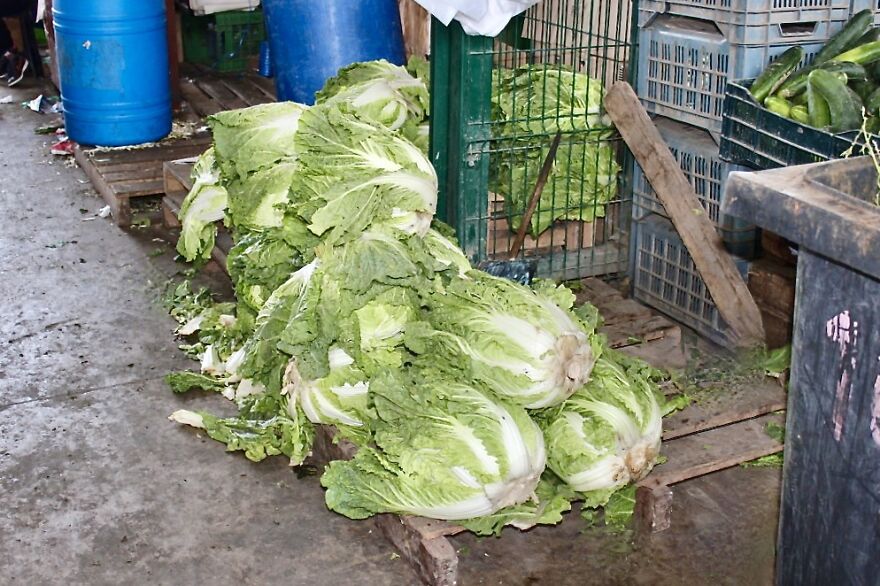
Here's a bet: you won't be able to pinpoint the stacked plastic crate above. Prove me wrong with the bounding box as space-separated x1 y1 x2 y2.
631 0 852 345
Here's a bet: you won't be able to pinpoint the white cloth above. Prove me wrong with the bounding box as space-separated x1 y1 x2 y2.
188 0 261 16
413 0 540 37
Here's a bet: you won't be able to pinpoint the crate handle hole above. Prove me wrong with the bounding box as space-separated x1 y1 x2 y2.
778 22 818 37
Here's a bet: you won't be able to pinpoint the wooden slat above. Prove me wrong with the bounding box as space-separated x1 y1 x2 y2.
180 77 223 117
101 168 164 183
604 82 765 347
662 377 787 440
75 145 130 227
110 179 166 197
641 413 784 490
84 139 211 164
219 76 273 107
197 76 250 111
375 515 458 586
250 74 277 99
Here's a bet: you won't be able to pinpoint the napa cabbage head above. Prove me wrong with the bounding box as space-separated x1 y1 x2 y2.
283 347 372 434
209 102 308 181
409 272 601 408
321 368 546 521
290 104 437 244
537 350 663 506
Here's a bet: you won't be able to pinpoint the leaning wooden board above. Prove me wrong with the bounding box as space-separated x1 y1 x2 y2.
75 135 212 227
604 82 765 347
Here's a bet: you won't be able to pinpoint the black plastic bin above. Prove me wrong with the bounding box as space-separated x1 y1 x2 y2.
723 157 880 585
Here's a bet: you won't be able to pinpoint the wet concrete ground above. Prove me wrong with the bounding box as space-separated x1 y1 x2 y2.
0 82 780 585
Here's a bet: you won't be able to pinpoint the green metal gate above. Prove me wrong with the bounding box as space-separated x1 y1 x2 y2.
430 0 638 281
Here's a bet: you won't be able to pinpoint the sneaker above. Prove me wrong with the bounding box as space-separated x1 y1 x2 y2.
7 53 29 87
0 53 10 80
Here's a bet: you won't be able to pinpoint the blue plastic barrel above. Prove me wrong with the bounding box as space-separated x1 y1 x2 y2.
262 0 406 104
53 0 172 146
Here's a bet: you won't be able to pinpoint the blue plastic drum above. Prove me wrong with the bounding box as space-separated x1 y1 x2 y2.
262 0 406 104
54 0 172 146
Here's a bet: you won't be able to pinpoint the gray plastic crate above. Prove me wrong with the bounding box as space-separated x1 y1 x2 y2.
632 213 750 346
639 0 850 38
638 9 847 45
849 0 880 23
632 116 758 257
637 15 825 135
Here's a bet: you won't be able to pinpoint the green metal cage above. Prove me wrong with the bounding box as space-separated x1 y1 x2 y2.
430 0 638 280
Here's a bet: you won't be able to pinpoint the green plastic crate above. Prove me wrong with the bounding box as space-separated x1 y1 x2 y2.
182 9 265 72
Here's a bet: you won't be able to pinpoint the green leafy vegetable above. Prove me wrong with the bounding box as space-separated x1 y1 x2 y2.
208 102 307 181
176 148 228 262
537 350 663 506
321 368 546 521
409 271 602 408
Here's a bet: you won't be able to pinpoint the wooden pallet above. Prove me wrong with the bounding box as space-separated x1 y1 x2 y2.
74 136 212 227
162 159 233 272
635 380 786 535
180 64 276 118
161 159 784 584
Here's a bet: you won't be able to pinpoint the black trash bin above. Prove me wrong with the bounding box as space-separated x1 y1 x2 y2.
724 156 880 586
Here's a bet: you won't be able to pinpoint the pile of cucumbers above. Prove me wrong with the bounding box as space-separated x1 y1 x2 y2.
750 9 880 134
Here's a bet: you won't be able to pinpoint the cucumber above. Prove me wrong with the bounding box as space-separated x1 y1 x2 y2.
790 105 810 124
853 27 880 49
791 91 809 107
777 61 867 98
845 84 865 111
870 60 880 82
750 46 804 103
765 96 793 118
814 9 874 65
849 79 877 102
830 40 880 65
807 79 832 129
808 69 863 132
866 85 880 114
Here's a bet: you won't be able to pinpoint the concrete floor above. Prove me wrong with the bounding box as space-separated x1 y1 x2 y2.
1 82 781 585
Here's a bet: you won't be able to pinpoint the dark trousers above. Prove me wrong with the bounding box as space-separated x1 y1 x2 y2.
0 0 37 54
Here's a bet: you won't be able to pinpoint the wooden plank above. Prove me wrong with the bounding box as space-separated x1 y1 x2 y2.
84 139 211 165
403 516 466 541
163 160 194 199
604 82 765 347
634 484 674 534
75 145 131 227
197 76 250 111
91 161 168 174
602 315 679 348
219 76 273 107
166 0 181 110
580 277 624 301
399 0 430 58
375 515 459 586
620 327 687 370
162 197 181 229
180 77 223 117
250 74 277 99
641 412 784 490
110 179 166 198
101 168 165 183
662 377 787 440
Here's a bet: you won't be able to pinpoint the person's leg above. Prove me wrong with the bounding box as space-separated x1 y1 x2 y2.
0 18 12 55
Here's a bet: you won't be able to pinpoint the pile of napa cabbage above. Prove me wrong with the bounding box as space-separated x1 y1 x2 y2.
166 59 664 535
